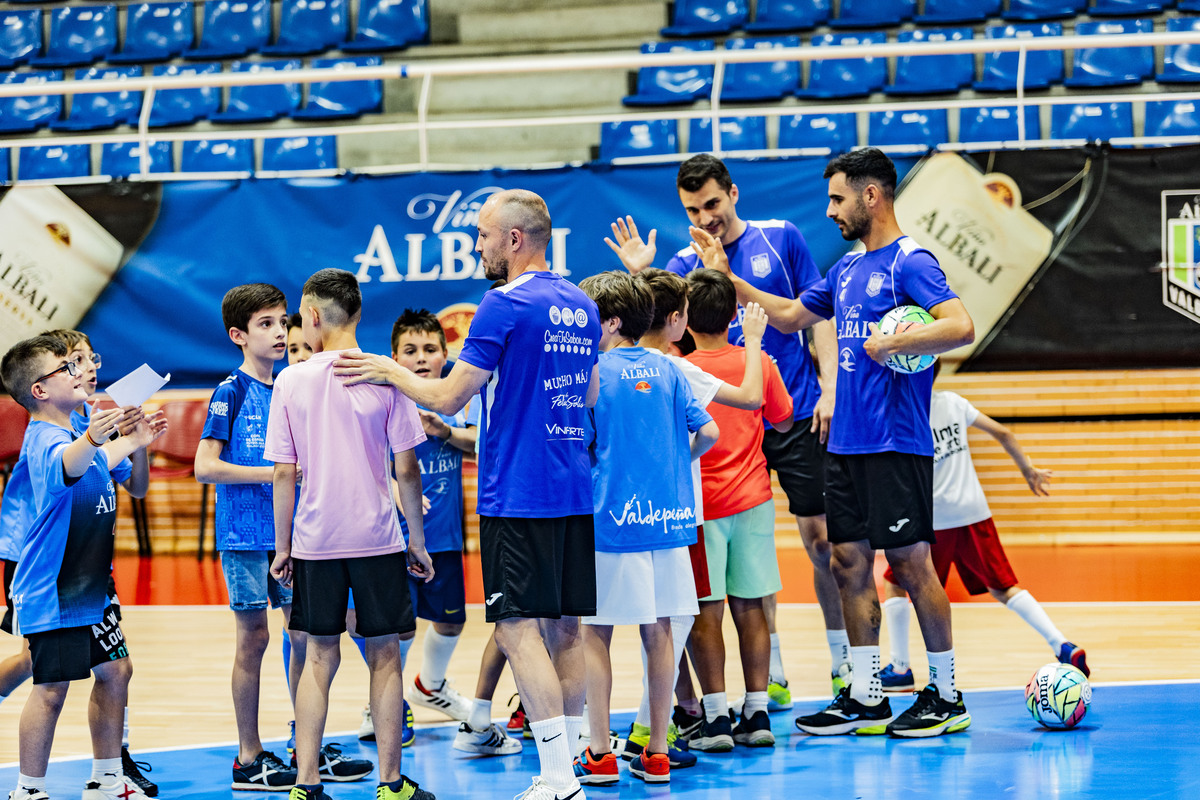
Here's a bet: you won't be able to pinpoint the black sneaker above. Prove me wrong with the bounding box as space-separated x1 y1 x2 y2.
671 705 703 742
732 710 775 747
232 750 298 791
886 686 971 738
290 743 374 782
794 687 894 736
689 712 733 752
121 747 158 797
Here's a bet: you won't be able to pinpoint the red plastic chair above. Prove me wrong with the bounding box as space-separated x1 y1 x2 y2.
0 397 30 488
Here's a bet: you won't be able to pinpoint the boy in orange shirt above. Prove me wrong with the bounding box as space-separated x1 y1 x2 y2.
683 270 793 751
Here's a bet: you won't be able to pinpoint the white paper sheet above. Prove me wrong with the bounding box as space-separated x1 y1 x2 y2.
104 364 171 408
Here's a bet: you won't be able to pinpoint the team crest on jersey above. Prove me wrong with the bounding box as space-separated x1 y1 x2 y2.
635 381 651 393
751 254 771 278
866 272 886 297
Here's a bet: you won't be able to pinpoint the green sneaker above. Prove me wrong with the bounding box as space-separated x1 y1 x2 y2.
767 680 793 711
375 776 435 800
832 663 853 696
620 721 683 760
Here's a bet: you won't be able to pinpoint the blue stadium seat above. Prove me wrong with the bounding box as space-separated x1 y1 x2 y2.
292 56 383 120
343 0 428 51
886 27 975 95
745 0 829 32
31 5 117 67
830 0 913 28
0 70 63 133
0 151 8 184
958 105 1041 144
798 31 886 98
1144 99 1200 138
1064 18 1153 88
109 2 194 64
868 109 949 150
1049 101 1134 141
1179 0 1200 9
1158 17 1200 83
211 60 301 123
1091 0 1169 14
101 141 174 176
149 62 222 127
186 0 271 59
1004 0 1086 20
262 0 349 56
720 37 800 102
975 23 1064 90
18 144 90 180
262 135 338 170
623 40 714 107
180 139 253 172
778 112 857 152
688 116 767 152
661 0 748 36
51 66 143 132
914 0 1001 23
599 120 678 160
0 9 42 68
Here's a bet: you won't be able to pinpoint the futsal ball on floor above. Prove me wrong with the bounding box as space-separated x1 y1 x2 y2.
1025 663 1092 730
876 305 937 374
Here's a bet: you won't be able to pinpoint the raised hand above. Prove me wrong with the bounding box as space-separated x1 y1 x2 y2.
604 215 657 274
689 226 731 275
741 302 768 344
87 407 124 445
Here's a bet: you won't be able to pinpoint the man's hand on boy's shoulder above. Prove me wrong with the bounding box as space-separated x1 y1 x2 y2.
333 351 401 387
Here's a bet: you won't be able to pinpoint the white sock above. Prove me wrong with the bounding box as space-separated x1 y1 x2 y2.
744 690 768 718
826 629 851 673
419 629 460 688
701 692 728 723
399 635 414 672
849 646 883 705
768 633 786 683
16 774 46 793
564 715 583 749
530 716 574 791
882 597 912 670
468 698 492 732
1005 589 1067 650
91 757 122 783
927 649 957 702
122 706 130 749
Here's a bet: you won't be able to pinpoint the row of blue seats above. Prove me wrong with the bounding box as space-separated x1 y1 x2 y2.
599 99 1200 159
0 136 338 182
663 0 1200 37
628 18 1200 106
0 0 427 69
0 58 383 133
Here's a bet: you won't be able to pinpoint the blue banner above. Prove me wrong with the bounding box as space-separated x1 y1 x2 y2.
79 156 916 388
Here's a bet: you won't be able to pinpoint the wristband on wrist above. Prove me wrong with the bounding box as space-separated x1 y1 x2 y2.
84 429 103 448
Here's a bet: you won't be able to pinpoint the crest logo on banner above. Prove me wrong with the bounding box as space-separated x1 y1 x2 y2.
1161 190 1200 324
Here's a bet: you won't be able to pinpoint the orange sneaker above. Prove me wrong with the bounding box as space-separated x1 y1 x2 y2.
573 747 620 786
629 751 670 784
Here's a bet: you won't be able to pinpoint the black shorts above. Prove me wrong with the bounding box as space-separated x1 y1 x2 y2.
763 419 826 518
824 451 934 550
27 605 128 685
106 573 121 622
479 514 596 623
290 552 416 638
408 550 467 625
2 559 16 635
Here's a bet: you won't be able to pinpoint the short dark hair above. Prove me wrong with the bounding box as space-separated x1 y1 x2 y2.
221 283 287 333
287 312 303 332
677 153 733 193
2 334 68 411
391 308 446 354
302 269 361 326
824 147 897 200
636 269 688 332
578 271 655 341
684 270 737 335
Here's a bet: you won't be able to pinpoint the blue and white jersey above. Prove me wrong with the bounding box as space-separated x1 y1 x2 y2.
457 271 601 518
800 236 958 456
12 421 118 634
589 347 711 553
666 220 823 420
398 405 474 553
202 369 276 550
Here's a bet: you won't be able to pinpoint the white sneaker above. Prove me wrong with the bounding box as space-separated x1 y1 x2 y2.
512 777 584 800
453 722 523 755
409 675 471 722
82 778 147 800
10 788 50 800
358 705 376 741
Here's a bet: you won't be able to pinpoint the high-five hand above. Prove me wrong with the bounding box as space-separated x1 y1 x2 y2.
604 215 657 274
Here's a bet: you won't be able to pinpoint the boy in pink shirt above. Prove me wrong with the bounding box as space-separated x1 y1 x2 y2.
265 268 435 800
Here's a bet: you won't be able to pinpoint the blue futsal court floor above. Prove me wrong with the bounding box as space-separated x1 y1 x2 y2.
5 682 1195 800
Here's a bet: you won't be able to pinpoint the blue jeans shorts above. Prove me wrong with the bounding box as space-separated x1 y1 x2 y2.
221 549 292 612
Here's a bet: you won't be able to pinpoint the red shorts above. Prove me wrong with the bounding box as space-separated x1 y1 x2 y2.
689 526 711 601
882 517 1018 596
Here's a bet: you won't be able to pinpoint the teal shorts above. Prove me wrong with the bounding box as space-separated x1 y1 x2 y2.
700 499 781 601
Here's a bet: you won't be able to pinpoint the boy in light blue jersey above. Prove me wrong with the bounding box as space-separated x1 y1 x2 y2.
573 272 717 787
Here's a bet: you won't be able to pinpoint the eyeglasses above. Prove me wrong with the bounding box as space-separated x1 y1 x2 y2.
34 360 80 384
70 352 101 370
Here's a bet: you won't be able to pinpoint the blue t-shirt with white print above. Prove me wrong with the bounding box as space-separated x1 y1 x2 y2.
398 402 478 553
